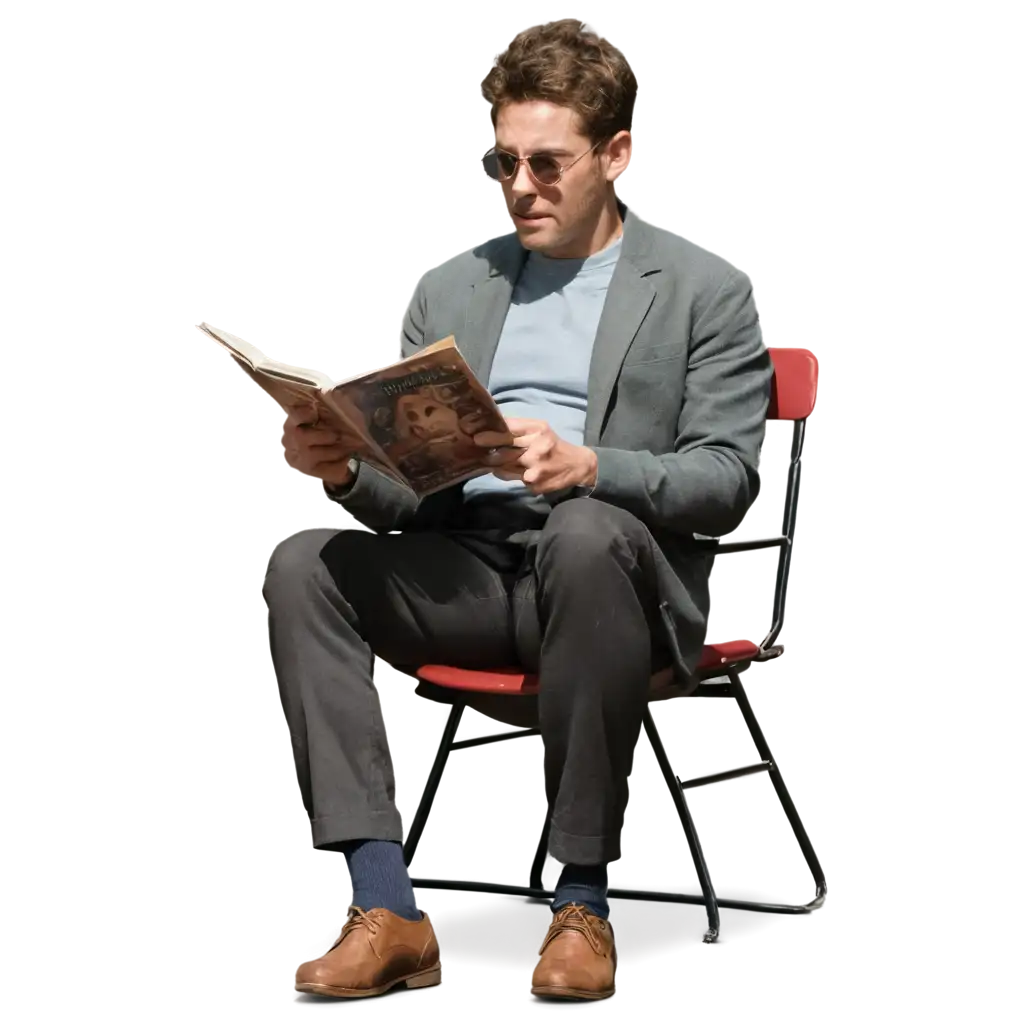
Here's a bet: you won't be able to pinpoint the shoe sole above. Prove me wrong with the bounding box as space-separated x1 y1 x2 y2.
296 964 441 998
531 984 614 1001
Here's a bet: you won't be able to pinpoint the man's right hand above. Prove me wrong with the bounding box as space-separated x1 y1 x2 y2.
281 406 361 488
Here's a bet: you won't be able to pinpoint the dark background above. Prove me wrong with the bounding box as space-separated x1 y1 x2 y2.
2 4 1024 1019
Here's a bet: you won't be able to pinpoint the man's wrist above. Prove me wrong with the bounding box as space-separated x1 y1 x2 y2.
579 447 599 491
324 459 360 499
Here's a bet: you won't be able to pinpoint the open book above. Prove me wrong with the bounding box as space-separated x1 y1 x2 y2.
199 323 511 497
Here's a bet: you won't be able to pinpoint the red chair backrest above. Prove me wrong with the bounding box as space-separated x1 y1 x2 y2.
708 344 819 647
767 348 818 421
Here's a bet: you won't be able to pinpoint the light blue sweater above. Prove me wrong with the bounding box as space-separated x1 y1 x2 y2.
462 234 622 507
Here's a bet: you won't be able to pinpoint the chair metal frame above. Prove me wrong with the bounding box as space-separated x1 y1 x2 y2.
401 349 826 943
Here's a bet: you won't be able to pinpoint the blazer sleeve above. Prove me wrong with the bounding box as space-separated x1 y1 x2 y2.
317 268 434 524
588 269 773 537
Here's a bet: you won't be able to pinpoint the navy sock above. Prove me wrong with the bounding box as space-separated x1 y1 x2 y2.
339 840 420 921
551 863 610 920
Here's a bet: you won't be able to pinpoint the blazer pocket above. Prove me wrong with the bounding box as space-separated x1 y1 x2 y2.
623 340 684 366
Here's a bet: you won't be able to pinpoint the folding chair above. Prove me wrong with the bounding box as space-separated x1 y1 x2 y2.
400 347 826 943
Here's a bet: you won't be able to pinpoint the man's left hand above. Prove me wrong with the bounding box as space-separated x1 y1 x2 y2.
474 417 598 494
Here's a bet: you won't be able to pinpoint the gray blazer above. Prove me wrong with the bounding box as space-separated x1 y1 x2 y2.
336 201 773 681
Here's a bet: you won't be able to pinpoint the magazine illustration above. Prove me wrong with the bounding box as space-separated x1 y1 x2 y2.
328 344 510 496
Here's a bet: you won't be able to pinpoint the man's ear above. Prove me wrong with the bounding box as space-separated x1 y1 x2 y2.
604 130 631 183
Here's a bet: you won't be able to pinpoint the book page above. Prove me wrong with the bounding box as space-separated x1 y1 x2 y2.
328 337 512 498
200 322 391 467
199 322 334 390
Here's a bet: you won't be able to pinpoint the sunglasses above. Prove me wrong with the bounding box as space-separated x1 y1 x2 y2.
481 139 605 186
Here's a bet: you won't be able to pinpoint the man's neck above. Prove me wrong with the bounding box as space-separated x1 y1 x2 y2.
544 193 623 259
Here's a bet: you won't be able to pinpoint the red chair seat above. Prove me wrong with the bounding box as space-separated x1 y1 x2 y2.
416 640 760 695
698 639 761 668
417 665 540 695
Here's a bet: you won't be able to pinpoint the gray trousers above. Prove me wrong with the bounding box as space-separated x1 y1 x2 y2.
262 498 669 865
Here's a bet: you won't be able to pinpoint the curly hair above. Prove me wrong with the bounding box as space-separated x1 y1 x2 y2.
481 19 637 143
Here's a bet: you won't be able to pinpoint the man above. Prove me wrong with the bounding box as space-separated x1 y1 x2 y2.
263 18 772 1001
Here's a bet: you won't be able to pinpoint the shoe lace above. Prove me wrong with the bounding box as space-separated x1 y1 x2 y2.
539 902 603 956
332 906 382 956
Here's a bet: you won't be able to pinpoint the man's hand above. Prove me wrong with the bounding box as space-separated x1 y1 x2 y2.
281 405 362 488
474 417 598 494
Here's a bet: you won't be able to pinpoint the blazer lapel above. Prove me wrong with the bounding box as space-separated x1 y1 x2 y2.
584 207 660 445
463 239 526 386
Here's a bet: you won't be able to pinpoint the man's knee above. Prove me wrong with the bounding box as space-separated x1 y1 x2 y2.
263 528 340 605
536 498 647 571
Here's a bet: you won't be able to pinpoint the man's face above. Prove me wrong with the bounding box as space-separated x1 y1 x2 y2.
493 101 625 258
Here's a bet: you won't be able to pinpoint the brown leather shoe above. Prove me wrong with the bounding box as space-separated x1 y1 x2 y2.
531 903 616 1000
295 906 441 998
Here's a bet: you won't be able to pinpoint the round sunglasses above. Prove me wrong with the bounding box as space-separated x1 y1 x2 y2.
481 139 605 186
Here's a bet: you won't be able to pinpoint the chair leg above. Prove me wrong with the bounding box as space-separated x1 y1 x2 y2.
403 701 465 868
728 671 827 907
643 709 721 943
528 819 552 892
